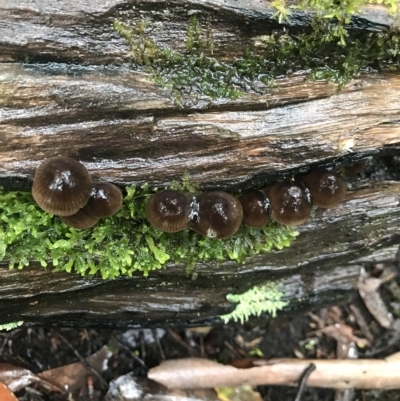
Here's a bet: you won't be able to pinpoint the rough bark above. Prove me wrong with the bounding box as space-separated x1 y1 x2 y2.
0 0 399 326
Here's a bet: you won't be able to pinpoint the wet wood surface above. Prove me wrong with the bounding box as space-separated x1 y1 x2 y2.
0 179 398 326
1 65 400 189
0 0 400 326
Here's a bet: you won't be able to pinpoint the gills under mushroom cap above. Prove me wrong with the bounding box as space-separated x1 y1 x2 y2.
61 208 99 229
146 189 194 233
239 189 270 227
32 156 93 216
303 169 347 208
266 182 312 226
191 191 243 239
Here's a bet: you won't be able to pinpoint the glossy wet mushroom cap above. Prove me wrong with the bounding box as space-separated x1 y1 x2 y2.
303 169 347 208
32 156 93 216
85 182 123 218
146 190 194 233
239 189 270 227
266 182 312 226
61 208 99 230
191 191 243 239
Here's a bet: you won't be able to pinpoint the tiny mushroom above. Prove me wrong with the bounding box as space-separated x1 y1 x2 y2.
303 169 347 208
85 182 123 218
32 156 93 216
146 189 194 233
266 182 312 226
239 189 270 227
61 209 99 230
191 191 243 239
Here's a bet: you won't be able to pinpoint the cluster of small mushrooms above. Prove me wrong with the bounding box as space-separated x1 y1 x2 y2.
32 156 123 229
31 156 349 238
146 169 348 239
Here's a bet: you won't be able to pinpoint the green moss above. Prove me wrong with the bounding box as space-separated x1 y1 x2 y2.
220 282 289 324
0 182 299 279
114 12 400 103
249 26 400 88
186 15 213 54
274 0 398 43
113 20 159 65
0 321 24 331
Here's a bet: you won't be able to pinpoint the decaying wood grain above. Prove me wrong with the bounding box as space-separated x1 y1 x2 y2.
1 1 400 189
1 65 400 189
0 0 400 325
0 180 398 326
0 0 397 64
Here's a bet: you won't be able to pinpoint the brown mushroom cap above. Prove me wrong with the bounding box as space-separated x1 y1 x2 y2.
146 190 194 233
303 169 347 208
61 208 99 230
191 191 243 239
85 182 123 218
266 182 312 226
239 189 270 227
32 156 92 216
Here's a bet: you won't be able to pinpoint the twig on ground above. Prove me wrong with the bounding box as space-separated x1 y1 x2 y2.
110 334 148 371
224 341 245 358
139 330 146 361
167 329 200 357
294 363 316 401
152 329 166 360
148 353 400 390
51 330 108 389
357 268 394 329
366 319 400 357
348 304 374 344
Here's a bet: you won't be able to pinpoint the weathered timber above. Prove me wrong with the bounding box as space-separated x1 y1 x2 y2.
0 0 400 326
0 0 397 64
0 180 399 326
1 66 400 189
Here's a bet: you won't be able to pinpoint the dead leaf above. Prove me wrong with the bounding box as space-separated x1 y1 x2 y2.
0 381 18 401
307 312 325 330
0 363 44 392
216 385 263 401
319 324 369 348
357 268 394 329
186 327 213 336
349 304 374 344
230 359 258 369
234 335 262 349
105 375 220 401
148 358 237 389
38 345 110 392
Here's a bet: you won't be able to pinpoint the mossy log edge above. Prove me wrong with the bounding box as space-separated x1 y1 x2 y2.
0 179 399 327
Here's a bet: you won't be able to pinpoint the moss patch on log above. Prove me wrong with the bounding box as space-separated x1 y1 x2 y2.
0 180 299 279
114 12 400 103
272 0 398 32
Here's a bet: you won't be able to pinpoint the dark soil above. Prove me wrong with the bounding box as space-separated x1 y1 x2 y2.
1 287 400 401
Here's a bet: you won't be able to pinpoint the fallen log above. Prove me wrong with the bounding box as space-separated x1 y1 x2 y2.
0 179 398 326
0 0 399 326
